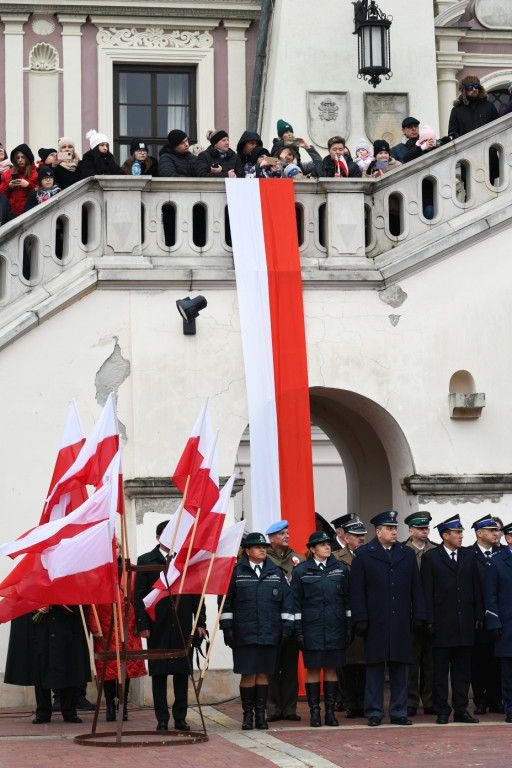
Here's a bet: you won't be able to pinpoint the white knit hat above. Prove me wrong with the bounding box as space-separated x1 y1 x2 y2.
58 136 75 149
355 137 370 152
86 129 109 150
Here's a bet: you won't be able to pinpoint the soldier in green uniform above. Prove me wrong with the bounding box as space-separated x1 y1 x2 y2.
265 520 305 721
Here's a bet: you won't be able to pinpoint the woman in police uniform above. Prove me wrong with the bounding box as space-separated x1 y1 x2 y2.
220 532 293 731
291 530 351 727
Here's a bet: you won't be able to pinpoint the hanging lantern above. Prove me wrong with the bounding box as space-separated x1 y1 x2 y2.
353 1 392 89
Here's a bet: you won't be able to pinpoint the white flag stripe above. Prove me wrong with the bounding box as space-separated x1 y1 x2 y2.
196 430 219 490
193 399 214 459
42 519 113 580
225 179 281 534
158 507 195 553
59 398 85 449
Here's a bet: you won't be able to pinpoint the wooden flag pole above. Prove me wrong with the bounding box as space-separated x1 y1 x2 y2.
189 551 215 642
112 602 122 684
116 584 125 644
79 604 97 679
177 507 202 594
196 594 227 696
91 604 103 638
166 474 191 564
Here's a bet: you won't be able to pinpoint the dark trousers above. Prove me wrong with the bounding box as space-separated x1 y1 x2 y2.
364 661 408 720
151 673 188 724
432 645 471 716
339 664 366 711
500 658 512 715
471 640 502 708
408 627 433 709
35 686 76 720
267 634 299 717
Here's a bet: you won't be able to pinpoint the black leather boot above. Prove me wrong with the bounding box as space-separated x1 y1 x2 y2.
323 680 340 726
104 680 117 722
254 684 268 729
305 682 322 727
240 686 255 730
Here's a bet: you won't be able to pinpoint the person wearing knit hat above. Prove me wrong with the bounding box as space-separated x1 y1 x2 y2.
249 146 281 179
364 140 402 179
51 138 81 190
448 74 498 139
158 130 197 178
195 130 244 178
77 130 124 179
271 138 322 178
37 148 57 165
354 138 373 171
25 165 61 212
0 144 38 217
390 117 420 162
121 138 158 177
276 119 294 140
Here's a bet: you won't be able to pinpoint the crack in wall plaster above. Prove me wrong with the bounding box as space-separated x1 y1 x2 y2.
379 284 408 308
95 336 130 441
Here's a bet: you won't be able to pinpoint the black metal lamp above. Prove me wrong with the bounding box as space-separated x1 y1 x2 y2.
176 295 207 335
353 1 392 89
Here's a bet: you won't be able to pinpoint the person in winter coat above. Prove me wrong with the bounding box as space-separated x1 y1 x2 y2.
364 140 402 178
485 521 512 724
350 510 426 727
246 146 281 179
158 129 197 177
0 143 38 217
390 117 420 162
77 130 124 179
196 130 244 178
271 138 322 178
448 75 498 139
87 542 146 722
52 137 81 190
220 532 294 732
498 80 512 117
25 165 61 212
0 139 12 179
0 193 13 225
121 138 158 176
134 520 207 732
291 530 351 728
320 136 362 178
236 130 263 177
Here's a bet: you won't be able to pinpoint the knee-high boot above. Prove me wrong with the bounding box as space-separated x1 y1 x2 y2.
254 684 268 730
240 686 255 730
323 680 340 726
104 680 117 722
122 678 130 721
305 682 322 727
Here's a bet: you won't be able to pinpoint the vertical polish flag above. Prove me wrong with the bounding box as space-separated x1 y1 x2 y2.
184 431 219 515
172 399 214 494
225 179 315 550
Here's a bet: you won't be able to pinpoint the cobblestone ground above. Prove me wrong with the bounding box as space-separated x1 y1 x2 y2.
0 697 510 768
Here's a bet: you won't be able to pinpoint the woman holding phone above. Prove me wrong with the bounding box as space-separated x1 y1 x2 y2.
0 144 38 216
52 137 81 189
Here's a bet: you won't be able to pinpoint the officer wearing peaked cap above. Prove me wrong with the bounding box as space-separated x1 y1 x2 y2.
330 513 354 552
350 510 426 726
220 531 293 732
421 515 483 724
468 515 503 715
403 511 437 717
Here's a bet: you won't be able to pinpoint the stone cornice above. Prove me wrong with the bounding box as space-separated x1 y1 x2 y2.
401 474 512 501
124 475 244 499
0 2 261 20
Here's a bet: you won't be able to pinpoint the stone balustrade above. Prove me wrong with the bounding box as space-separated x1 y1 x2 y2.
0 113 511 344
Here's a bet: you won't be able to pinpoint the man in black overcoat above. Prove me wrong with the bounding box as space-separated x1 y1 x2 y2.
350 510 426 727
421 514 483 724
468 515 503 714
134 520 206 732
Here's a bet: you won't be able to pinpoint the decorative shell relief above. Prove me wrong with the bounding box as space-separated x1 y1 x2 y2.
96 27 213 49
29 42 59 71
32 18 55 36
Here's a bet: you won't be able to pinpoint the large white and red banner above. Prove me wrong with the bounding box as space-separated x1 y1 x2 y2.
226 179 315 550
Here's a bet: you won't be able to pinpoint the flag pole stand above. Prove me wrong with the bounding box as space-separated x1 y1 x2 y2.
74 560 209 748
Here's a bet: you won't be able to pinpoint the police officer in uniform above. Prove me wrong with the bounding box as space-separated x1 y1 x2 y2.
403 511 437 716
350 510 426 727
330 515 348 552
421 514 483 724
292 531 351 727
220 532 294 731
485 521 512 723
265 520 304 722
468 514 503 714
333 514 367 718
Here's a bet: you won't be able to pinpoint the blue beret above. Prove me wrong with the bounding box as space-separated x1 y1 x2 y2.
370 510 398 527
266 520 289 535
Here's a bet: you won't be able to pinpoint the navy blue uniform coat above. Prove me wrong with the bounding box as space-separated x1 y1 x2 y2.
350 538 426 664
291 555 350 651
485 546 512 657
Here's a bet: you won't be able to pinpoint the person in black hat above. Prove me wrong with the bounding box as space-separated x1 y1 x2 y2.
363 140 402 178
24 165 61 212
291 531 351 727
37 147 57 167
220 531 293 731
350 510 426 727
390 116 420 162
121 139 158 176
196 130 244 178
158 130 198 177
330 513 353 552
421 515 483 724
485 521 512 723
333 516 367 718
403 511 437 717
468 515 503 715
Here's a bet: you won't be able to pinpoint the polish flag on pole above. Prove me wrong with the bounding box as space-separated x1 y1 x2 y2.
43 392 120 521
225 179 315 551
172 399 214 494
184 431 219 516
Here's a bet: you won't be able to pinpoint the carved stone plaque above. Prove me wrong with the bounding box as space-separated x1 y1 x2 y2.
307 92 349 148
474 0 512 29
364 93 409 146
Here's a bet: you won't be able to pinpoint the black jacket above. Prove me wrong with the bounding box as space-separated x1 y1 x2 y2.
320 155 362 178
448 97 498 139
0 192 14 225
390 137 417 162
77 148 124 179
158 146 198 177
196 145 244 178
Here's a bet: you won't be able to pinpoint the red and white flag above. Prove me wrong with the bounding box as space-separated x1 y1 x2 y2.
225 179 315 549
43 392 120 521
184 431 219 515
172 399 214 494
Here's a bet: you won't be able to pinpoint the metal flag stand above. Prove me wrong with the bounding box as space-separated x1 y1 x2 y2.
74 560 209 748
